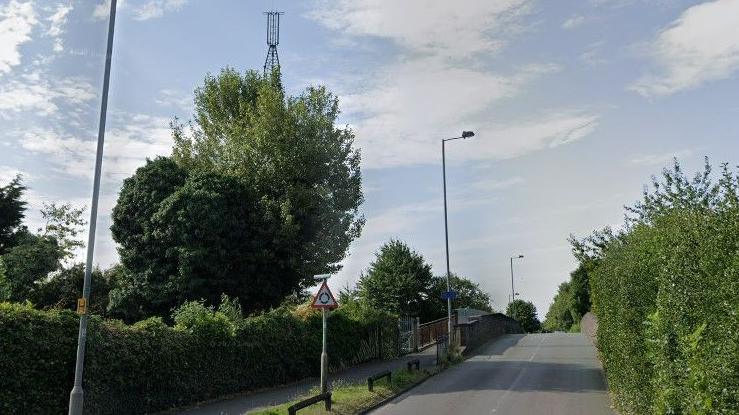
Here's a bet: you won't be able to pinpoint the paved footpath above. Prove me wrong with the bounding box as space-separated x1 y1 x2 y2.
169 346 437 415
370 333 615 415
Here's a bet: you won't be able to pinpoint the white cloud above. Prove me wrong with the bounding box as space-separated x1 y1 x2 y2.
341 60 562 168
0 165 26 183
94 0 185 21
450 111 600 163
469 177 525 192
580 41 607 66
155 88 192 112
311 1 597 169
47 3 72 52
632 0 739 97
310 0 532 59
0 0 37 75
629 149 693 166
134 0 186 21
0 73 96 117
19 113 173 179
562 14 585 29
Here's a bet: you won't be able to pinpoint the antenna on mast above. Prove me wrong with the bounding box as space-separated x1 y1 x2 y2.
263 11 284 75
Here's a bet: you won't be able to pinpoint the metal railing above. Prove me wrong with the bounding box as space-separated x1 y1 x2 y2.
419 316 452 349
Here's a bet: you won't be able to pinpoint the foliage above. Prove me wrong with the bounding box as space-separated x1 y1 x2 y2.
0 258 9 301
576 159 739 414
543 264 591 332
423 274 493 321
357 240 434 317
28 263 111 315
1 230 61 301
110 163 298 321
0 175 27 255
0 300 399 414
172 67 364 288
109 157 189 320
38 202 86 262
505 299 541 333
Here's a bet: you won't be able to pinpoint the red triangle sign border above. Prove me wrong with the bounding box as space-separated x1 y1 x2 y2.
311 280 339 309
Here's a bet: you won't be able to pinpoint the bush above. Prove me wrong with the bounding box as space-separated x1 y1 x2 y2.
581 161 739 414
0 300 399 414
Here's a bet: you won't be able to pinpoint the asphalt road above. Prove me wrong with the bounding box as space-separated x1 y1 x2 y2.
370 333 615 415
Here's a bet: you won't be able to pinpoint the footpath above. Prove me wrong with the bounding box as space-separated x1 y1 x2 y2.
169 346 438 415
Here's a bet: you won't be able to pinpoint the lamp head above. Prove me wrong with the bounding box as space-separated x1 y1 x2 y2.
518 254 524 258
461 131 475 139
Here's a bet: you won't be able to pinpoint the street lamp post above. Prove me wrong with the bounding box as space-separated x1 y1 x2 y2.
442 130 475 346
68 1 117 414
510 254 524 305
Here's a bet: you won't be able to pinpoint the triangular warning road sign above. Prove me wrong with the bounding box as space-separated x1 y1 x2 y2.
311 280 338 309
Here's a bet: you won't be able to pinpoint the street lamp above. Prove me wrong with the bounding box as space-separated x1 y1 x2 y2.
510 254 524 304
442 130 475 345
69 2 117 415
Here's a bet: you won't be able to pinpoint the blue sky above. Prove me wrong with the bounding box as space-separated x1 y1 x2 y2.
2 0 738 316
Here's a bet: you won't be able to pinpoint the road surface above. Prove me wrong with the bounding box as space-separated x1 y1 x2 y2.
370 333 614 415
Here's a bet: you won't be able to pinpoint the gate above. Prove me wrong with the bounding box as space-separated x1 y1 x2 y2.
398 316 418 354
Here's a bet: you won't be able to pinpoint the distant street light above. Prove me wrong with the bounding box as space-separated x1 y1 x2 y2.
442 130 475 345
510 254 524 304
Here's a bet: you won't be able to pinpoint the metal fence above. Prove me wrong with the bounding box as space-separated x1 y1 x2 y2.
418 316 454 349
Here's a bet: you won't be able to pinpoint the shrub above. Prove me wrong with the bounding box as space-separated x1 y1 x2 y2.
0 300 399 414
580 161 739 414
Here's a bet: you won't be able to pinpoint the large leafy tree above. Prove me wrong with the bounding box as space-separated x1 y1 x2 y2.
110 160 292 320
110 157 190 319
506 299 541 333
0 175 27 255
357 240 434 316
423 274 493 321
171 68 364 287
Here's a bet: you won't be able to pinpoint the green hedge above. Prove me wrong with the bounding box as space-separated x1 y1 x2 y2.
588 164 739 414
0 302 399 414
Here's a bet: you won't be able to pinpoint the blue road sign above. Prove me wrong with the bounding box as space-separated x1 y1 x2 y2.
441 290 458 300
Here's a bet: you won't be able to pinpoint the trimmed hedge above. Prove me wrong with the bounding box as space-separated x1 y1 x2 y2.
0 302 399 414
587 163 739 414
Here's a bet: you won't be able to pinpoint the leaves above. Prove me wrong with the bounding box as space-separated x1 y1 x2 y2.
579 158 739 414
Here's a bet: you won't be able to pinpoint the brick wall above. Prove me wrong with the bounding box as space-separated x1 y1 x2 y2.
454 313 522 352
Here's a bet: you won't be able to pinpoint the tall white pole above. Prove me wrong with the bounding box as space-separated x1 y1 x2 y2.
68 1 117 414
442 139 453 346
320 307 328 394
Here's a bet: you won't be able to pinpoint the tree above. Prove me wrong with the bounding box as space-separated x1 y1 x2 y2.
1 230 61 301
171 68 364 288
38 202 86 262
29 263 110 315
423 274 493 322
0 258 9 301
0 175 27 255
110 157 188 320
357 240 433 316
110 163 292 320
506 299 541 333
543 263 591 332
543 281 574 332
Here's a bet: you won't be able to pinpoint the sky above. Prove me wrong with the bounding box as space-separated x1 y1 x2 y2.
1 0 739 318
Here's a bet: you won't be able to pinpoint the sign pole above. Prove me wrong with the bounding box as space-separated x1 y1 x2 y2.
321 306 328 394
311 275 338 395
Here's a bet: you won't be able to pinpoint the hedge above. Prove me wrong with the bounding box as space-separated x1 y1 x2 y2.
587 163 739 414
0 301 399 414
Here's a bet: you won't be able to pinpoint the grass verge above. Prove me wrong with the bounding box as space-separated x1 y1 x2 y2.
251 367 439 415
